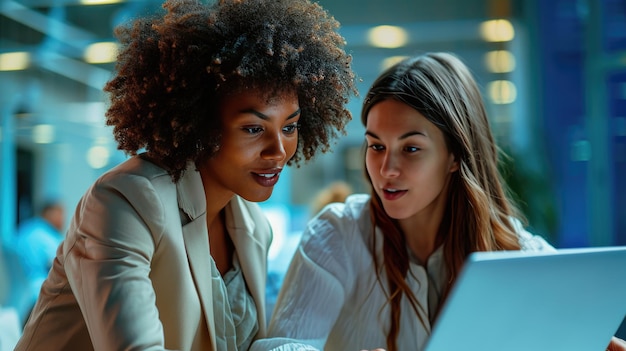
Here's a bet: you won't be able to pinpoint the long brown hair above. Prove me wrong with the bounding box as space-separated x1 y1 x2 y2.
361 52 524 351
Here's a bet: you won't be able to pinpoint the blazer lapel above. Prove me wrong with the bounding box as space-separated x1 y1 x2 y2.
177 164 218 350
225 196 268 336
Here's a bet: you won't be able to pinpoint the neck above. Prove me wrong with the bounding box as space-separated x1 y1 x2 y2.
399 186 450 264
399 216 439 264
400 174 453 264
208 208 225 233
208 207 234 275
199 168 234 226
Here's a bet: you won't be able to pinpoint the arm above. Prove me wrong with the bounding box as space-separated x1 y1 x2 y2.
65 175 171 351
251 205 357 351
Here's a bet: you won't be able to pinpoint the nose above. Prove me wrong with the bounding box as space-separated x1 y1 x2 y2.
261 130 287 161
380 151 400 178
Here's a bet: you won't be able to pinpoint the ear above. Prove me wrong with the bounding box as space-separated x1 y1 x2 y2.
448 153 459 173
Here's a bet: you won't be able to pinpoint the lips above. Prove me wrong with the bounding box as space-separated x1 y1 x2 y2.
252 168 282 187
382 187 407 200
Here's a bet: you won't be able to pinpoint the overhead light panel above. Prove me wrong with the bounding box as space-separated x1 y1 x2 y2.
485 50 516 73
380 56 409 71
32 124 55 144
80 0 124 5
367 25 409 49
86 145 110 169
487 80 517 105
0 52 30 71
480 19 515 42
84 42 118 64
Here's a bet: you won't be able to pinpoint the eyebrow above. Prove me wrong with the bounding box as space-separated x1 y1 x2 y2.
365 130 427 139
241 108 301 120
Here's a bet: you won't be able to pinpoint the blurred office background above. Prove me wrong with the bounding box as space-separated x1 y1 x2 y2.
1 0 625 336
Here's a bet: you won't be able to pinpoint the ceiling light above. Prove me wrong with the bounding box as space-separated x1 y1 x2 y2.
32 124 55 144
86 145 110 169
84 42 119 64
80 0 123 5
487 80 517 104
380 56 409 71
0 52 30 71
367 25 409 49
480 19 515 42
485 50 516 73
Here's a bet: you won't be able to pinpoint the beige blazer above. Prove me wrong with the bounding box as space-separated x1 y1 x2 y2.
15 155 272 351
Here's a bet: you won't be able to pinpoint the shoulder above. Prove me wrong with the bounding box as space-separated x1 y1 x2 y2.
95 155 172 191
314 193 371 225
510 218 556 252
91 155 175 201
78 156 179 231
301 193 372 248
288 194 373 284
63 156 182 255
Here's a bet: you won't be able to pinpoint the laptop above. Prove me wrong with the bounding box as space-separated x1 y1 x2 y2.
424 246 626 351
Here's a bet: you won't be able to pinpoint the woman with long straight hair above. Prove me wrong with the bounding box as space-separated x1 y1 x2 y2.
251 52 626 351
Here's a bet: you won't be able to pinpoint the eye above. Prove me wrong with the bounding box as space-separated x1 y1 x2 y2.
282 122 299 135
405 146 421 153
242 126 264 134
368 143 385 151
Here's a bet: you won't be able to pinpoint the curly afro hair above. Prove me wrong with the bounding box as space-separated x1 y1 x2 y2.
104 0 358 181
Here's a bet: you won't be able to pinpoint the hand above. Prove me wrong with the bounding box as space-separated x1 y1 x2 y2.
607 336 626 351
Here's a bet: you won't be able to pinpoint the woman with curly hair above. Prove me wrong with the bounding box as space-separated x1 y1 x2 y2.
14 0 357 350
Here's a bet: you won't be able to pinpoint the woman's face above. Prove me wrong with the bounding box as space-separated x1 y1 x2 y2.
199 90 300 203
365 99 458 221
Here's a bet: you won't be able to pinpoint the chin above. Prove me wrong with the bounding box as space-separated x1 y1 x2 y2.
382 204 412 220
241 191 273 203
385 212 405 220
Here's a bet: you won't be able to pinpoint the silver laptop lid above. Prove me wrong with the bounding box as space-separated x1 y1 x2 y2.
424 246 626 351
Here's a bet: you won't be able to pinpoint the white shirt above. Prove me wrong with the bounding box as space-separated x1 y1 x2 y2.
251 194 555 351
213 253 259 351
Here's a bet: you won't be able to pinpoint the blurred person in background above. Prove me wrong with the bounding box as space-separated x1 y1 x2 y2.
0 245 22 351
14 0 357 350
0 305 20 351
11 200 65 324
250 52 626 351
0 302 21 351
